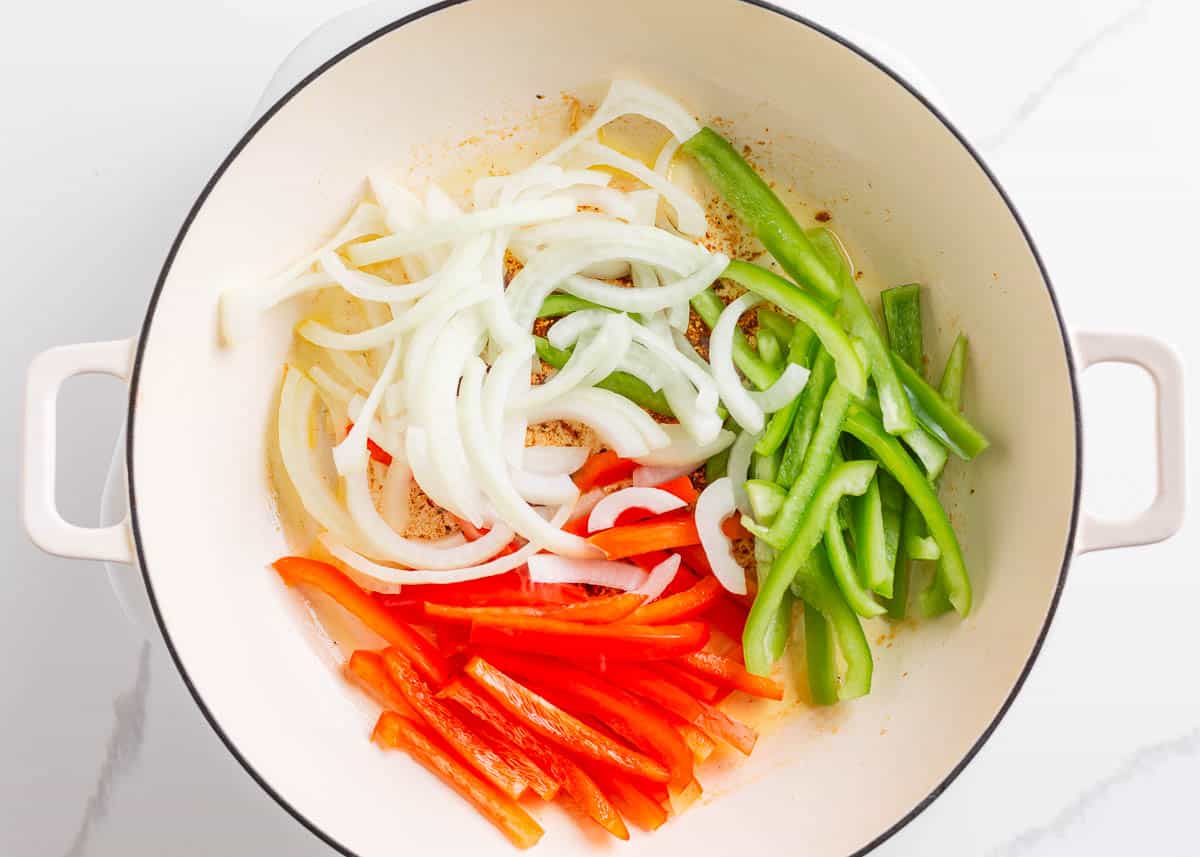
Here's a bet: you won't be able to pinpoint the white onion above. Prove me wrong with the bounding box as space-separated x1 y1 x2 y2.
524 387 666 458
571 141 707 236
694 478 748 595
654 137 681 175
526 555 648 590
633 463 697 486
569 488 606 522
513 314 631 410
749 362 810 412
317 247 441 305
635 424 735 468
345 395 403 458
380 457 412 536
509 468 580 506
327 350 376 393
560 251 727 313
522 445 590 475
587 487 686 532
333 342 402 475
727 429 758 518
711 292 766 433
307 364 355 405
634 553 682 601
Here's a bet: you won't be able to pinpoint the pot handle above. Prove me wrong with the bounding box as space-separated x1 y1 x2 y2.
1073 331 1186 554
23 339 137 564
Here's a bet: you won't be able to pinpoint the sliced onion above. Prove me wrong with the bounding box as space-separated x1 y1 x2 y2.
527 555 648 590
559 251 727 313
522 445 590 475
634 423 735 468
694 478 748 596
348 197 575 266
634 553 682 601
571 141 707 236
524 387 668 458
711 292 766 433
307 365 355 405
749 362 810 412
569 487 606 522
633 463 697 486
318 248 440 305
658 371 724 446
727 429 758 518
509 468 581 506
654 137 681 175
587 487 686 532
318 505 569 591
333 342 402 475
327 350 376 393
380 457 412 536
513 314 631 410
345 395 403 458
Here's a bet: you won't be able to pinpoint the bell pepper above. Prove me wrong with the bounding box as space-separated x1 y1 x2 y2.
464 657 671 784
745 479 787 524
892 353 990 460
649 662 722 703
573 450 638 492
801 601 839 705
655 475 700 505
744 460 877 675
470 615 708 662
796 548 874 700
535 336 672 418
625 576 724 624
372 712 545 849
681 127 840 301
590 771 668 832
344 650 418 720
678 651 784 701
587 512 700 559
882 284 923 370
705 445 731 482
272 557 448 687
438 679 625 838
851 476 893 597
690 288 780 391
424 592 646 625
776 348 835 488
383 649 528 800
755 326 785 367
537 292 605 318
823 513 886 619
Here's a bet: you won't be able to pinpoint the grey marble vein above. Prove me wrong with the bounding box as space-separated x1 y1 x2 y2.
979 0 1152 151
61 642 152 857
989 726 1200 856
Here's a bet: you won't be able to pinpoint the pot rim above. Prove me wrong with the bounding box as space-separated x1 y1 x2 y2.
124 1 1083 854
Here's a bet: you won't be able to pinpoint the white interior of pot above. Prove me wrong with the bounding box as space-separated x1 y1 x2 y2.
129 0 1077 854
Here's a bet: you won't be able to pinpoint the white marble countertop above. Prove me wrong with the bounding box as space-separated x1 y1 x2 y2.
2 0 1197 854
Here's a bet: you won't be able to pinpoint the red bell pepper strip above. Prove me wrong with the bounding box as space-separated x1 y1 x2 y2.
344 650 418 720
625 576 724 624
375 573 586 617
273 557 448 687
678 651 785 701
469 616 710 662
675 544 713 577
438 680 625 838
371 711 544 850
607 665 757 755
345 422 393 466
465 657 670 784
655 475 700 504
573 451 636 491
587 513 701 560
648 662 722 703
721 515 753 540
382 649 528 800
484 652 695 790
590 771 668 831
423 592 646 625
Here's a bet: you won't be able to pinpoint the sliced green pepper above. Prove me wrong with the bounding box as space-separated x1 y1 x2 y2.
690 288 779 390
851 476 893 597
777 348 835 488
758 307 797 343
794 549 873 700
745 479 787 523
705 446 731 483
807 228 916 434
892 354 989 460
681 127 840 302
824 512 887 618
534 336 673 417
882 284 923 369
721 260 868 399
538 293 606 319
756 327 784 367
842 406 971 616
755 320 816 457
801 601 839 705
744 459 877 675
752 448 781 483
755 539 793 663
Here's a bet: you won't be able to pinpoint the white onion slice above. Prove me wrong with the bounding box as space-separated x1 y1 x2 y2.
711 292 766 433
509 468 581 506
522 445 590 476
749 363 810 413
348 198 575 266
513 315 631 411
333 342 402 475
307 365 355 405
569 488 606 522
571 141 707 236
587 487 686 532
318 248 439 305
380 458 412 536
346 395 403 458
527 555 648 590
559 251 727 313
634 424 735 468
634 553 682 601
525 388 668 458
727 430 758 518
633 463 697 486
654 137 681 175
694 478 748 596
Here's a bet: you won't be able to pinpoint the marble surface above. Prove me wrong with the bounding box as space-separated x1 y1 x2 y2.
3 0 1197 854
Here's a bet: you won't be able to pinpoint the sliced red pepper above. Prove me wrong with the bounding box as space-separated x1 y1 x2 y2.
705 597 750 642
572 451 636 492
655 475 700 505
382 649 528 800
628 549 672 573
345 422 393 466
648 662 722 703
587 512 700 560
721 514 752 540
273 557 448 687
670 715 716 762
423 592 645 625
561 515 591 537
678 651 785 701
675 544 713 577
589 771 669 832
376 573 586 619
607 665 757 755
438 679 626 839
464 656 669 784
469 615 709 662
344 650 418 719
372 711 544 850
626 576 725 624
483 652 695 790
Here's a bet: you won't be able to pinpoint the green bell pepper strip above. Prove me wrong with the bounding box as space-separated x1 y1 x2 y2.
824 511 887 618
793 548 873 700
757 307 797 343
878 471 903 573
892 354 990 460
801 601 839 705
754 539 793 663
743 459 877 675
705 446 731 482
904 517 941 561
763 382 852 549
882 284 923 369
756 327 785 367
851 476 893 597
534 336 673 417
842 405 971 617
538 293 606 319
681 127 841 302
777 347 835 487
887 506 915 620
807 228 915 434
857 390 947 478
752 448 781 483
746 479 787 523
721 260 867 399
919 577 955 618
755 321 818 457
690 288 780 390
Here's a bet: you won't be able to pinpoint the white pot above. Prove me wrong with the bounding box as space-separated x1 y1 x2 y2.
20 1 1186 855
